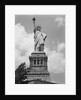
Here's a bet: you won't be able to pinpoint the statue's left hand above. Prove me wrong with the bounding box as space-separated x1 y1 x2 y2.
44 35 47 41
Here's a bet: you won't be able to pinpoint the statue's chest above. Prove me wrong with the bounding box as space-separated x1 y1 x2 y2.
35 32 41 38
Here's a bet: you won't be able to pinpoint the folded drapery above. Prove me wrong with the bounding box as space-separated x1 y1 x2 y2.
34 31 47 51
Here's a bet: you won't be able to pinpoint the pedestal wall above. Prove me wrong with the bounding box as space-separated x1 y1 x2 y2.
26 51 50 82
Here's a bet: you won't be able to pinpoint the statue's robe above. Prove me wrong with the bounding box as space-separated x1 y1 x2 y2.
34 31 47 51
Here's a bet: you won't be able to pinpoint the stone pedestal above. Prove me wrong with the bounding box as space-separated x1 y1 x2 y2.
26 51 50 82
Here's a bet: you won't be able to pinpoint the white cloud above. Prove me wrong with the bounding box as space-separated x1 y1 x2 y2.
57 42 65 52
15 23 34 68
55 16 65 27
15 23 65 74
45 47 65 73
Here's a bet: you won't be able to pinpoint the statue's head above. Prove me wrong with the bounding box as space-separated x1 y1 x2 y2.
36 26 41 31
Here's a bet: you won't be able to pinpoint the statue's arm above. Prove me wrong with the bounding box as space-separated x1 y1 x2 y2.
43 34 47 41
34 29 36 34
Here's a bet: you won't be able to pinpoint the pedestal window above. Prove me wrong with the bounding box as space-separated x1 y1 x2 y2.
41 59 43 65
34 60 36 65
37 60 39 65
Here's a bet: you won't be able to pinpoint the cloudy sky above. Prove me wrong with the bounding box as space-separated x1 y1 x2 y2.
15 15 65 84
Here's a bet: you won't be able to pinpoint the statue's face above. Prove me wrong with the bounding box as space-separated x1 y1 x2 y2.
37 26 41 31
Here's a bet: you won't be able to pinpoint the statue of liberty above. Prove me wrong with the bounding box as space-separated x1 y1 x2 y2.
32 17 47 51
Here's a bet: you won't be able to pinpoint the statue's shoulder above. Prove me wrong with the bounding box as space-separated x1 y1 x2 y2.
35 31 40 34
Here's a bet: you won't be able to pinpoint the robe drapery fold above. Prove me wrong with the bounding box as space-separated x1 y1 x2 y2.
34 31 47 51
